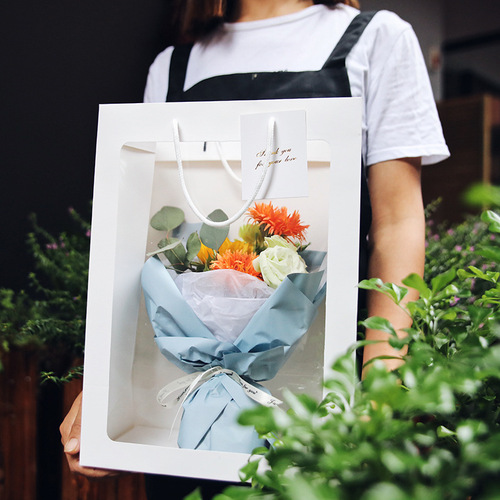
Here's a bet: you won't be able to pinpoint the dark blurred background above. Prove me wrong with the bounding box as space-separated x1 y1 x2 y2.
1 0 499 287
1 0 174 290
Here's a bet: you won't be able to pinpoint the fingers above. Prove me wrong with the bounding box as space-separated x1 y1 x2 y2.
60 392 82 451
60 391 121 479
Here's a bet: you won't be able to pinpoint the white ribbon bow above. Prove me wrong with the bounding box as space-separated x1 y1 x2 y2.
157 366 283 409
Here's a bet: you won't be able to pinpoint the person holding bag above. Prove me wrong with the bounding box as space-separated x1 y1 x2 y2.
61 0 449 497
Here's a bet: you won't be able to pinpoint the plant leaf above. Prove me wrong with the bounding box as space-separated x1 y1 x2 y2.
186 232 202 261
199 209 229 251
430 268 456 294
150 206 185 232
481 210 500 233
359 316 397 336
158 237 188 272
476 245 500 263
402 273 430 299
358 278 408 304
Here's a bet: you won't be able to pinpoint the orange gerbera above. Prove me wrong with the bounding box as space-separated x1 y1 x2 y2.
198 238 253 264
210 250 262 279
247 202 309 241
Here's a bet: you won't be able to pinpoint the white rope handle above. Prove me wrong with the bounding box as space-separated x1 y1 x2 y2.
215 142 242 183
172 117 276 228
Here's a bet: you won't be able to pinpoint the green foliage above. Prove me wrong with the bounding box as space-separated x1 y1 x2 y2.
148 206 229 273
216 207 500 500
0 207 90 381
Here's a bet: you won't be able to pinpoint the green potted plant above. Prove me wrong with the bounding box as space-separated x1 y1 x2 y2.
195 208 500 500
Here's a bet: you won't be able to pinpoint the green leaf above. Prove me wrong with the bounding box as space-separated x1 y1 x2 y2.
213 486 265 500
468 305 491 329
186 232 202 261
476 245 500 263
402 273 430 299
433 333 450 349
147 238 184 257
184 488 203 500
150 206 185 232
199 209 229 251
388 335 410 350
464 183 500 207
238 459 260 482
361 482 412 500
481 209 500 233
158 237 188 272
358 278 408 304
359 316 397 336
437 425 456 438
430 268 456 294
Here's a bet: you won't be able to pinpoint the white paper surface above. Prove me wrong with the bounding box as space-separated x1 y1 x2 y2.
241 110 308 200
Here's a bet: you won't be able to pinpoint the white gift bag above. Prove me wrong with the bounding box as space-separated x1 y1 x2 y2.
80 98 362 481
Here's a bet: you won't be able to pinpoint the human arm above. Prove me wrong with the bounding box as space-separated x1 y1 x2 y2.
60 391 121 479
361 157 425 376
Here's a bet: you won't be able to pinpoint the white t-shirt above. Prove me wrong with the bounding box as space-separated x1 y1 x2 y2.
144 4 450 167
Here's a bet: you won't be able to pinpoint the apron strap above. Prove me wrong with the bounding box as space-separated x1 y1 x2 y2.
167 43 194 101
322 11 378 68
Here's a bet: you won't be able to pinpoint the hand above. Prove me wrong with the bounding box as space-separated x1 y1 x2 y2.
60 391 120 479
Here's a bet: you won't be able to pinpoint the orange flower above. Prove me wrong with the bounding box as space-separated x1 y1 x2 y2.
210 250 262 279
247 202 309 241
198 238 253 264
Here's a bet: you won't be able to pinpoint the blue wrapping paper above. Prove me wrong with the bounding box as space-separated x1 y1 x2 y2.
141 254 325 452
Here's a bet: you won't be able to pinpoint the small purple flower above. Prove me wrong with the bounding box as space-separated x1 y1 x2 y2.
86 229 91 238
46 243 58 250
454 245 462 252
447 229 455 236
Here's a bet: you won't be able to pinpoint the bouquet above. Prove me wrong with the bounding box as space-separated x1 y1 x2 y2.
141 202 326 453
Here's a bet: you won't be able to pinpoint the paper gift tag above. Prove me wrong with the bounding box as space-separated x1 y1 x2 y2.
240 110 307 200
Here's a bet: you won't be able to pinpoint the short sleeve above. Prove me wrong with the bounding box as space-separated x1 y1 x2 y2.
143 47 173 103
354 13 450 166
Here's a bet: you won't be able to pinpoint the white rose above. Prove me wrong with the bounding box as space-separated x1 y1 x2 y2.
264 235 297 250
253 237 307 289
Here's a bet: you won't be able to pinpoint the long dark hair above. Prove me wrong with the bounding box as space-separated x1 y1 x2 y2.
169 0 361 43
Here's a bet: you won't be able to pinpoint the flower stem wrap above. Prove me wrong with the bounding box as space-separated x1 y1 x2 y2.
141 254 326 453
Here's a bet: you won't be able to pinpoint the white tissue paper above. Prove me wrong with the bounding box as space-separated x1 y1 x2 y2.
175 269 274 343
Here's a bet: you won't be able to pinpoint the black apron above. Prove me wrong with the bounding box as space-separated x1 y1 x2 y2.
146 11 377 500
166 11 376 302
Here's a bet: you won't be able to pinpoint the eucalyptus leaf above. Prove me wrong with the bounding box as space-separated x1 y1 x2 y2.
158 237 187 272
199 209 229 251
150 206 185 232
186 232 202 261
146 237 184 257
